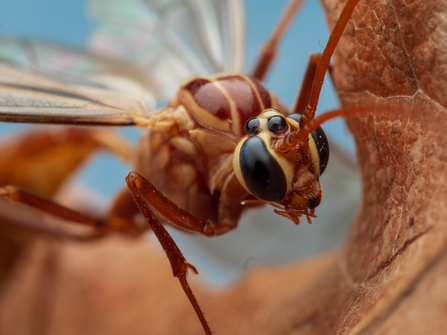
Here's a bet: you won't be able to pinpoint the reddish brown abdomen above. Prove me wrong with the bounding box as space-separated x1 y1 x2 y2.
177 74 272 136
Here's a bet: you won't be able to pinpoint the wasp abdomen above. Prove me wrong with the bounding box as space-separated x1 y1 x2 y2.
178 74 273 137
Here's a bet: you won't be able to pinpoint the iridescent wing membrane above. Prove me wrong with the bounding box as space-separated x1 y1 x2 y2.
0 59 151 126
88 0 245 99
0 0 245 125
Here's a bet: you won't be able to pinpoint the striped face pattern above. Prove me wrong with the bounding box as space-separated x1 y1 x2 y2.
233 109 330 214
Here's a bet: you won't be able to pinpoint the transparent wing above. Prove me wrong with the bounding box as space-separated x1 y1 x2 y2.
0 1 245 106
0 36 157 109
0 63 150 126
87 0 245 101
204 0 245 73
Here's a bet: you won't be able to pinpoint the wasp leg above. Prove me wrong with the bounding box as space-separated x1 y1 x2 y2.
0 209 100 242
251 0 306 81
0 186 97 225
0 186 143 237
0 127 138 240
0 127 132 198
125 172 238 236
125 172 212 335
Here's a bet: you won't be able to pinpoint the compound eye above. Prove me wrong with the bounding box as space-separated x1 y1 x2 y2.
311 126 330 175
239 136 287 202
244 118 260 135
267 115 287 134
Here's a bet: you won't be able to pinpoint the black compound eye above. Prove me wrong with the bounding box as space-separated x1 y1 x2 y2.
267 115 287 134
239 136 287 202
311 126 330 175
244 118 260 135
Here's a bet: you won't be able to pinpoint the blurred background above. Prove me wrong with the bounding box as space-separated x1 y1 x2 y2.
0 0 360 287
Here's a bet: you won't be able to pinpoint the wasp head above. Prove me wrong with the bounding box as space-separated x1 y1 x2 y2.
233 109 330 224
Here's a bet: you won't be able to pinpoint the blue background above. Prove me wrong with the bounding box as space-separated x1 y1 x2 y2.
0 0 358 285
0 0 355 197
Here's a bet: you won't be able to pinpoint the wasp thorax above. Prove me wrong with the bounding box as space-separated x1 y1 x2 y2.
233 109 329 213
176 74 273 136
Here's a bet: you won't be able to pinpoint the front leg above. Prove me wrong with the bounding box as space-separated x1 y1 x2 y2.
125 172 212 335
124 171 254 334
125 171 243 237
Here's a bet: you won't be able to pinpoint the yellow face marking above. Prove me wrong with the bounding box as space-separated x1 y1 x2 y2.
233 108 322 203
233 109 297 199
307 133 320 176
257 131 294 196
233 138 247 192
258 109 282 121
286 116 300 130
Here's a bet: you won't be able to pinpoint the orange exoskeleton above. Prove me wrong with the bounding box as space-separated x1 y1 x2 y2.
0 0 362 333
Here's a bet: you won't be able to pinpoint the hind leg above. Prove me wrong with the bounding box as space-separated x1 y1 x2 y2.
0 127 132 197
0 127 140 238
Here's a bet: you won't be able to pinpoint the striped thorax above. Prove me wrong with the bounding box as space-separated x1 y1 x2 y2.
137 74 329 225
